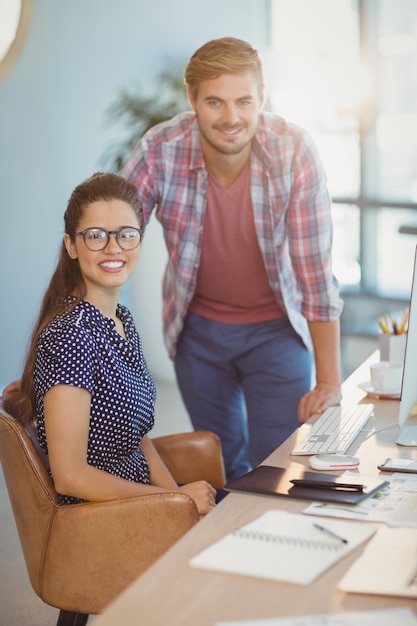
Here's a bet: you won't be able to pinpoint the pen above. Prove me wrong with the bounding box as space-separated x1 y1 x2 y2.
290 479 364 492
391 317 399 335
313 523 349 545
407 550 417 587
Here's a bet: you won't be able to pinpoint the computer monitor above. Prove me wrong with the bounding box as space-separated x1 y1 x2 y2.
397 245 417 446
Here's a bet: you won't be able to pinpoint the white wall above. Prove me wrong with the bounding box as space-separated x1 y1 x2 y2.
0 0 271 388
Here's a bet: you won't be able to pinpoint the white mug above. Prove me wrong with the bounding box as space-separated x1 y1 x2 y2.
370 361 403 393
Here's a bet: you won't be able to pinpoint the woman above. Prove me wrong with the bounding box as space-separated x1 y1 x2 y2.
9 172 216 513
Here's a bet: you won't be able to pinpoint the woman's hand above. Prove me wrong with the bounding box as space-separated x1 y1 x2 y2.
141 437 217 515
2 380 21 395
177 481 217 515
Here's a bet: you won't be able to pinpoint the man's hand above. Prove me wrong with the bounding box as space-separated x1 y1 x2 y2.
297 383 342 424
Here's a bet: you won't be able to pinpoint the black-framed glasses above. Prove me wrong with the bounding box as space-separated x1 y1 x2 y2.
75 227 144 251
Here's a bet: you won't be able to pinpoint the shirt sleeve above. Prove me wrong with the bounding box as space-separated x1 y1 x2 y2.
121 132 159 226
286 128 342 321
36 323 96 397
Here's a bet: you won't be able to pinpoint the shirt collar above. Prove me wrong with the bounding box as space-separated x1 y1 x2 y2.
252 115 272 170
189 117 206 171
62 298 127 333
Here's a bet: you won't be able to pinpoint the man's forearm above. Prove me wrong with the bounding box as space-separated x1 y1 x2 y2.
307 319 342 387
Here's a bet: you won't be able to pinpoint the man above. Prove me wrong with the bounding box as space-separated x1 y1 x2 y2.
122 37 343 481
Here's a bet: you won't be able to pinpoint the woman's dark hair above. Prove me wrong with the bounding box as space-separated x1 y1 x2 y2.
10 172 143 424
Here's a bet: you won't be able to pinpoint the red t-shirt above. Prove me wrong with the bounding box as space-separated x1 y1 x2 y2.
189 160 285 323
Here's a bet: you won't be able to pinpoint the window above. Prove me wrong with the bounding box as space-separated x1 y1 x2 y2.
269 0 417 298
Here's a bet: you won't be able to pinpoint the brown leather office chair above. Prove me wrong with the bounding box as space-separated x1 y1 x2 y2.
0 396 225 626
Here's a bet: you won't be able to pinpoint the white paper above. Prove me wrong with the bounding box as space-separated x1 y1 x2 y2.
215 607 417 626
390 492 417 527
339 526 417 598
303 471 417 525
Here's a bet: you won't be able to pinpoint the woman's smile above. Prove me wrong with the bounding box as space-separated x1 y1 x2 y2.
99 260 126 272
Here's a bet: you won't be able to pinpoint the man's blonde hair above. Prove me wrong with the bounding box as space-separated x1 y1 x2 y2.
184 37 264 99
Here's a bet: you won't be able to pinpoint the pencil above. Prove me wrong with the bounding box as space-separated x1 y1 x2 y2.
399 308 409 335
377 317 390 334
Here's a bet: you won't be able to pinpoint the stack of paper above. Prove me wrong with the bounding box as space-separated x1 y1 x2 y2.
339 526 417 598
214 607 417 626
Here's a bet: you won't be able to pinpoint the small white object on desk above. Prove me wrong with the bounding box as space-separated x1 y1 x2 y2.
370 361 403 394
309 453 360 470
358 381 400 399
379 331 407 363
378 458 417 473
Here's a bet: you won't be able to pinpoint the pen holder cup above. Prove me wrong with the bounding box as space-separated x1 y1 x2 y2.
378 333 407 364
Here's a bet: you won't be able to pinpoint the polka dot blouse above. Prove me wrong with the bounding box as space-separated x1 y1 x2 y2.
35 299 156 504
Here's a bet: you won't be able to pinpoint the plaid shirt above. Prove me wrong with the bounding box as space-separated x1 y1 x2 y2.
122 111 343 359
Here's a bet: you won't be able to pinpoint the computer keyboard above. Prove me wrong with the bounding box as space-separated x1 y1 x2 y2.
291 403 374 456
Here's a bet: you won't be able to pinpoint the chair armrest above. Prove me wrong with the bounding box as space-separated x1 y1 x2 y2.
152 430 225 488
43 492 199 614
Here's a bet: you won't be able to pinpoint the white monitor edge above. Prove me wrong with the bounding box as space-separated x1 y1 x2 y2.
397 245 417 446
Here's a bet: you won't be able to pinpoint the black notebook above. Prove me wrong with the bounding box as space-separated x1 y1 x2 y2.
225 465 389 505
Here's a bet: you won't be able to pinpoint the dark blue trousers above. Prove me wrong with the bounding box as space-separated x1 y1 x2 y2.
174 313 312 482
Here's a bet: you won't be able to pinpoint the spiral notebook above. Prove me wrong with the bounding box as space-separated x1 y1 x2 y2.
190 510 377 585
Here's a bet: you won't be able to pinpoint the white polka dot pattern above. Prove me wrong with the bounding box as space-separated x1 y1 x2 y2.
35 299 156 504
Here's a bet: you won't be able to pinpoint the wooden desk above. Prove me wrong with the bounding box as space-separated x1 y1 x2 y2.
94 354 417 625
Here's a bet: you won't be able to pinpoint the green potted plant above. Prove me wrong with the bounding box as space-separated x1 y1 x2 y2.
102 65 189 172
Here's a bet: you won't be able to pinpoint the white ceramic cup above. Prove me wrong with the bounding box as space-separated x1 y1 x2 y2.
370 361 403 393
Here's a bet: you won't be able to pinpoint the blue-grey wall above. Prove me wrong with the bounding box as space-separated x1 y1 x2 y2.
0 0 271 388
